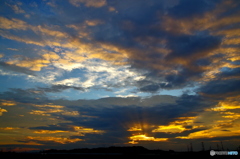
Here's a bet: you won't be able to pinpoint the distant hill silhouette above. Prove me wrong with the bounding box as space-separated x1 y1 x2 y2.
42 146 151 154
1 146 234 157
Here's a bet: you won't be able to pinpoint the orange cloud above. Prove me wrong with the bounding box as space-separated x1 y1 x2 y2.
152 124 186 134
0 17 129 72
32 25 69 39
27 136 82 144
73 126 105 134
61 111 80 116
0 127 20 130
127 126 142 132
108 6 116 12
176 126 240 139
206 95 240 111
85 19 104 26
129 134 168 144
0 31 45 46
6 57 50 71
0 108 7 116
33 130 69 134
160 1 240 35
0 17 28 30
32 103 64 108
0 99 17 106
223 38 240 45
29 109 63 116
152 116 196 134
178 95 240 139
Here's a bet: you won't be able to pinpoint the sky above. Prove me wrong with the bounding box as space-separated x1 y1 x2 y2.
0 0 240 152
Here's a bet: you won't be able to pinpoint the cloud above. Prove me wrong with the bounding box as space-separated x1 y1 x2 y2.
45 94 213 144
152 117 197 134
85 19 104 26
69 0 107 8
0 0 239 95
6 3 25 14
129 134 168 144
0 17 28 30
167 0 213 18
26 136 82 144
0 88 46 103
6 58 50 72
0 99 17 106
38 84 85 93
33 130 69 134
166 34 221 60
176 123 240 139
0 89 210 145
0 108 7 116
199 78 240 97
29 102 80 117
0 127 20 130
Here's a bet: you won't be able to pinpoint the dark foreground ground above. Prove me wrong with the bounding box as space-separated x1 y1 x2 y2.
1 152 239 158
1 146 239 158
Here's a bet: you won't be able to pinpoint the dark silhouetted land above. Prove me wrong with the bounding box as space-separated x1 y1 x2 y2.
1 146 239 158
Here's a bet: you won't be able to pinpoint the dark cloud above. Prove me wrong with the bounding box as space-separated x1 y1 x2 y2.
168 0 215 18
218 67 240 79
166 33 222 59
0 88 47 103
139 83 161 93
55 94 214 142
29 124 70 131
199 78 240 96
73 1 223 92
38 84 85 93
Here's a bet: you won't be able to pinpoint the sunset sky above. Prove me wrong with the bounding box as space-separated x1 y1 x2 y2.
0 0 240 152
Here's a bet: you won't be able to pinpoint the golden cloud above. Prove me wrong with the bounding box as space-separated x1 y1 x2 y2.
85 19 104 26
223 38 240 45
127 126 142 132
0 17 28 30
73 126 105 134
6 57 50 71
176 125 240 139
0 108 7 116
0 16 129 72
32 103 64 108
178 95 240 139
62 111 80 116
29 109 63 116
33 130 69 134
0 127 20 130
160 1 240 35
0 31 45 46
27 136 82 144
32 25 69 38
152 116 196 134
206 96 240 111
152 124 186 134
129 134 168 144
0 99 17 106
